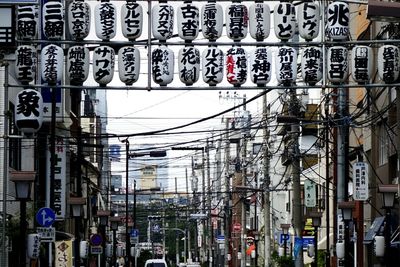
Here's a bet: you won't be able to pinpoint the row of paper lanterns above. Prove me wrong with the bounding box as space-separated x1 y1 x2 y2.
18 1 349 42
15 43 400 87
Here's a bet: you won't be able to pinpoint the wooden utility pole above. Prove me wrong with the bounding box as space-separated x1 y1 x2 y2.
263 92 271 267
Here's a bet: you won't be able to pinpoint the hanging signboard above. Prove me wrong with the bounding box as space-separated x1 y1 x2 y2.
353 162 369 201
55 240 73 266
304 179 317 208
46 136 66 220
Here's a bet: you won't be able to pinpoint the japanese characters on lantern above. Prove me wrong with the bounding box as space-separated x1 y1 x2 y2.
301 47 323 85
93 46 115 86
249 47 272 85
152 3 174 41
152 46 174 86
15 45 37 84
178 47 200 85
68 0 91 40
351 46 373 84
42 1 64 40
274 2 296 41
177 3 199 41
17 5 37 40
201 3 223 41
118 46 140 86
378 45 400 84
226 4 248 41
327 46 349 83
202 47 224 86
276 46 297 85
15 89 43 133
298 2 320 41
121 2 143 40
67 46 90 85
41 44 64 84
95 1 117 40
226 47 247 85
327 2 349 41
249 3 270 41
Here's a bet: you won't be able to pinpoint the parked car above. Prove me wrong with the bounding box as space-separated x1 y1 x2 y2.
144 259 168 267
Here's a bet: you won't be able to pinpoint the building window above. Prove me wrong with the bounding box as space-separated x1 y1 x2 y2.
379 124 389 166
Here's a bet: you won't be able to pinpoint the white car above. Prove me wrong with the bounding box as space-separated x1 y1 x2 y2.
144 259 168 267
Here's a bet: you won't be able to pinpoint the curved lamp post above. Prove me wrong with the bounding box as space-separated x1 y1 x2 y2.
10 170 36 267
308 211 323 267
281 223 291 258
338 201 355 267
97 210 110 267
110 216 121 267
69 196 86 267
378 184 398 265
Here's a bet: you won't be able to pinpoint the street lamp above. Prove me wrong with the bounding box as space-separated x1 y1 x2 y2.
10 170 35 267
110 216 121 267
281 223 291 257
308 211 323 267
97 210 110 267
378 184 398 265
337 201 355 266
69 196 86 267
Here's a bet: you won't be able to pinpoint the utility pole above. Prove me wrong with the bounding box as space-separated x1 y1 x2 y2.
241 96 247 267
224 119 231 267
289 89 304 267
186 168 192 263
263 92 271 267
206 139 213 267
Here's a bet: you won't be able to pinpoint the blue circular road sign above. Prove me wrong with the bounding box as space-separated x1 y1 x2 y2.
36 207 56 227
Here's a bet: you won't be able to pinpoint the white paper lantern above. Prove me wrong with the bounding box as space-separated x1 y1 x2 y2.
17 5 37 40
249 47 272 85
378 45 400 84
41 44 64 84
201 3 223 41
301 46 323 85
298 2 320 41
15 89 43 133
42 1 64 40
118 46 140 86
68 0 90 40
327 2 349 41
178 47 200 85
336 242 345 259
152 46 174 85
152 4 174 41
226 47 247 85
274 2 296 41
93 46 115 86
80 241 89 259
249 3 270 41
121 2 143 40
276 46 297 85
105 243 113 258
95 1 117 40
351 46 373 83
327 46 348 83
226 4 248 41
202 47 224 86
116 245 123 257
67 46 90 85
374 236 385 257
177 3 199 41
27 234 41 259
15 45 37 84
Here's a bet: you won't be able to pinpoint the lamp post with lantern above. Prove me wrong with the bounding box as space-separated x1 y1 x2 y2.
110 216 121 267
308 211 323 267
69 196 86 267
97 210 110 267
9 170 35 267
281 223 291 258
337 201 355 267
378 184 398 265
